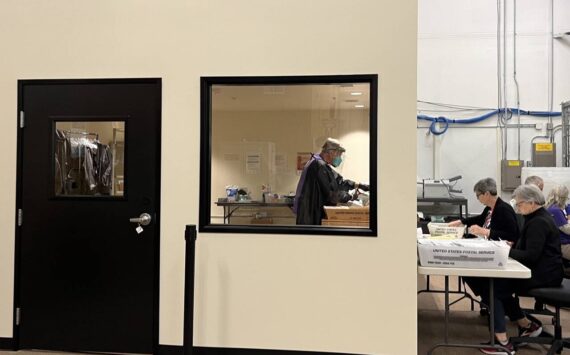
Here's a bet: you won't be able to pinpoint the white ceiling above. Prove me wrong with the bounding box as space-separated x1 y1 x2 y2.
211 83 371 111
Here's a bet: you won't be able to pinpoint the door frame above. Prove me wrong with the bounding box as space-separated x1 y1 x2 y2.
13 78 162 353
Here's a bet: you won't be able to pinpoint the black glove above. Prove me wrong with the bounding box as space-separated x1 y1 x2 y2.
358 183 370 192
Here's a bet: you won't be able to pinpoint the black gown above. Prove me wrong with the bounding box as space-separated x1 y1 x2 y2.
295 155 355 225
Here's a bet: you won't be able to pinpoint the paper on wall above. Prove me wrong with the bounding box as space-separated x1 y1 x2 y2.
246 152 261 174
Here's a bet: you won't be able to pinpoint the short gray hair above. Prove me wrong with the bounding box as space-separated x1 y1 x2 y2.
321 137 346 153
473 178 497 196
513 184 545 205
524 175 544 190
546 184 569 209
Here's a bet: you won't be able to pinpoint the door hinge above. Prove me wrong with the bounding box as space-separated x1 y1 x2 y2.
16 307 20 326
17 208 23 226
19 111 24 128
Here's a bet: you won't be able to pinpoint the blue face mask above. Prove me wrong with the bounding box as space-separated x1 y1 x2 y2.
332 156 343 167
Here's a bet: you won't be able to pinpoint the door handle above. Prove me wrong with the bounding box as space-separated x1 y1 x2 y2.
129 213 152 226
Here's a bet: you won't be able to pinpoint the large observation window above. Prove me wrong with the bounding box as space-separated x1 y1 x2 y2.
199 75 377 236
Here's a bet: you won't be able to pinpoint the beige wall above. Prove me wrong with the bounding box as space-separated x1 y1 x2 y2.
211 108 369 215
0 1 417 354
212 109 311 205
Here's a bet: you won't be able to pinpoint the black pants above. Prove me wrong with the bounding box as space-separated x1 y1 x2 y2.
464 277 525 333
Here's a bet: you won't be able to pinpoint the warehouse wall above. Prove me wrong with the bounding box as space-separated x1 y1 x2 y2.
418 0 570 214
0 1 417 354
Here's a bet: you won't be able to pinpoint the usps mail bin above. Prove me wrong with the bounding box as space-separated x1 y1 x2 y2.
418 239 510 269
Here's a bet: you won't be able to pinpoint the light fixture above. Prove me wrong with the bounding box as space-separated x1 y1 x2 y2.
354 104 365 108
350 92 363 96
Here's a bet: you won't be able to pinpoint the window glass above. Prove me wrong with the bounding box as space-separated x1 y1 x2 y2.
201 75 377 235
54 121 125 197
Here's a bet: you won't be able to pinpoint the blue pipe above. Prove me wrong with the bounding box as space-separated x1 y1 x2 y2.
417 108 562 135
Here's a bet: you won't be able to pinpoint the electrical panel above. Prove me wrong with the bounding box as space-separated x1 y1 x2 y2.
501 160 523 191
532 143 556 167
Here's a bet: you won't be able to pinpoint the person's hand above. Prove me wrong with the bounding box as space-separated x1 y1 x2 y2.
447 220 463 227
468 225 490 238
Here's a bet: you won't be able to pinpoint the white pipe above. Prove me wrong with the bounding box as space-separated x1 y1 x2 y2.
513 0 521 160
549 0 554 140
503 0 508 158
497 0 504 160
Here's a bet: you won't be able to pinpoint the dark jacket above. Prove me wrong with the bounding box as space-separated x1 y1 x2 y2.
510 207 563 290
461 197 519 243
295 156 355 225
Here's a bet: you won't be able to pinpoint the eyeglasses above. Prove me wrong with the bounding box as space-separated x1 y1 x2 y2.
515 200 528 207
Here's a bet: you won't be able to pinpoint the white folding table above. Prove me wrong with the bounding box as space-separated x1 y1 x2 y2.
418 258 531 354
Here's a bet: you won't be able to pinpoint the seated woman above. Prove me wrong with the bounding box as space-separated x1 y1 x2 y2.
449 178 519 318
449 177 519 243
546 185 570 277
475 184 564 354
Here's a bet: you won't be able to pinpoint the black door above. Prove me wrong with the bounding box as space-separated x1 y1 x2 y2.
16 79 161 353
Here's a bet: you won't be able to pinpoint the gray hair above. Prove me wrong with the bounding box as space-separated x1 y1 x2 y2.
546 184 569 209
321 137 346 153
513 184 545 206
473 178 497 196
524 175 544 190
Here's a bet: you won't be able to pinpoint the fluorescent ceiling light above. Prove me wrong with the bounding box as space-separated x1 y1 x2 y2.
354 104 365 108
350 92 363 96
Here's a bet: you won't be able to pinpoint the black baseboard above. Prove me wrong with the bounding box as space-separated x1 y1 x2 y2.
158 345 184 355
158 345 362 355
0 337 14 350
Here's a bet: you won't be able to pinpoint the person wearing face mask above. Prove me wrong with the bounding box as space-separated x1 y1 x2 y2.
293 137 370 225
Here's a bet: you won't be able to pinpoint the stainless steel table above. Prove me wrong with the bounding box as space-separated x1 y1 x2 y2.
215 200 293 224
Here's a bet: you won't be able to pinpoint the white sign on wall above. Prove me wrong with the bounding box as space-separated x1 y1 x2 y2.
246 152 261 174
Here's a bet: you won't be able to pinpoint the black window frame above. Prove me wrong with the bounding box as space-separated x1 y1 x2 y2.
199 74 378 236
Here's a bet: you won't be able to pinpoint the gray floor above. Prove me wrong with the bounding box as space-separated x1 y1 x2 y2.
418 274 569 354
1 282 568 355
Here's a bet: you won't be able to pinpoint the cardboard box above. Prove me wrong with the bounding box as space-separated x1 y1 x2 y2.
321 219 369 228
324 206 369 221
250 217 273 224
417 239 510 269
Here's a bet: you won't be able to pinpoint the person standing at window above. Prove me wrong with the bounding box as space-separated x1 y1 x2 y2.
293 138 369 225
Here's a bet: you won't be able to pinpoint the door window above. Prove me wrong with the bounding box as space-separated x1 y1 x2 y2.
54 121 125 197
